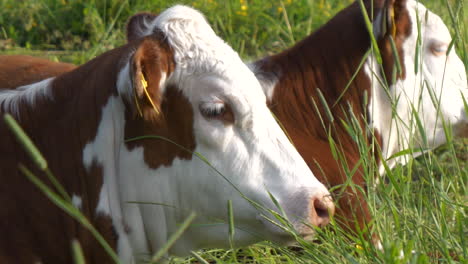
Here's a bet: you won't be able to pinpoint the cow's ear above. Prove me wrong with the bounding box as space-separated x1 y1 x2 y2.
377 0 410 83
130 37 171 121
378 0 409 39
126 12 158 42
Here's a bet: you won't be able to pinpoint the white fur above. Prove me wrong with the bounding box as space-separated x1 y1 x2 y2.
146 5 238 75
248 62 279 101
0 78 53 118
83 96 135 263
72 194 83 210
117 63 132 100
367 0 467 173
83 5 330 262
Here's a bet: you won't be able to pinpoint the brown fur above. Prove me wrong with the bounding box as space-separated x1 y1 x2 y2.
253 0 411 243
0 32 196 263
124 35 196 169
0 55 76 88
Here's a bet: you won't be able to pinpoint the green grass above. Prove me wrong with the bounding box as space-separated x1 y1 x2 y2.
1 0 467 263
0 0 355 63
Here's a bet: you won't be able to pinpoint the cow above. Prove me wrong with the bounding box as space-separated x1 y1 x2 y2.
3 0 465 251
0 5 334 264
250 0 467 247
90 0 465 249
0 55 76 88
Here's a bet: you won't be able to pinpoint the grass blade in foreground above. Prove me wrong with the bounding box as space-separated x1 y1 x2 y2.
3 114 47 170
72 240 86 264
18 165 121 263
3 113 71 201
150 212 196 263
3 114 121 263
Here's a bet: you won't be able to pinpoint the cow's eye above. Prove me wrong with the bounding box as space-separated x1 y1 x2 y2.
429 42 448 56
199 101 234 123
200 102 225 118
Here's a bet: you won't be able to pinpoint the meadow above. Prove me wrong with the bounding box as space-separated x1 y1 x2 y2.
0 0 467 263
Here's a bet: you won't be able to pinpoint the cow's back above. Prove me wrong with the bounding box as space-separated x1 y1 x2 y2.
0 55 76 88
0 54 117 263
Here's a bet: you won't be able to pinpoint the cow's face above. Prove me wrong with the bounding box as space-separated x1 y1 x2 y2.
401 1 467 146
371 0 467 160
116 6 334 256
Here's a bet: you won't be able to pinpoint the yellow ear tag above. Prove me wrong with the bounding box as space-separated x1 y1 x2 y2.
390 6 396 38
140 74 148 88
134 93 144 117
140 73 160 116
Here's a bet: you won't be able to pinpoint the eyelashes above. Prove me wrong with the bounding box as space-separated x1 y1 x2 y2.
429 42 448 56
199 101 226 118
199 101 235 123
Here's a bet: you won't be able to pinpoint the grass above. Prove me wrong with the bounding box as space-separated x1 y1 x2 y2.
0 0 355 63
1 0 467 263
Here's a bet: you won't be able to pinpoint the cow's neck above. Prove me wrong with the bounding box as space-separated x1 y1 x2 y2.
0 44 149 261
254 1 383 175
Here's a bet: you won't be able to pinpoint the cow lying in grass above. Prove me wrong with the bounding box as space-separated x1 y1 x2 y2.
0 5 334 263
2 0 466 251
250 0 467 247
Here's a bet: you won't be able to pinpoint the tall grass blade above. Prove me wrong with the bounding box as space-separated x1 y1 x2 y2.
357 0 382 64
3 114 70 201
316 88 334 123
150 212 196 263
18 165 121 263
72 240 86 264
190 251 210 264
389 36 402 75
227 200 235 247
333 49 371 107
3 114 47 170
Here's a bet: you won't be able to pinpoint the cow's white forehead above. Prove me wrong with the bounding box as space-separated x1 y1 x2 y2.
408 1 451 42
145 5 265 111
147 5 243 74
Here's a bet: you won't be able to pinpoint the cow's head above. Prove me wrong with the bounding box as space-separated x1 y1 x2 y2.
103 6 333 256
369 0 467 165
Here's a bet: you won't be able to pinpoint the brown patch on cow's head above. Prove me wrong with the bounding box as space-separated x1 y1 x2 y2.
125 83 196 169
378 0 412 84
126 12 158 42
124 33 196 169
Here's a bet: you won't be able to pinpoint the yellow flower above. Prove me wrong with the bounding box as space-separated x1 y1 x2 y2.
241 4 248 11
236 10 247 16
277 6 283 13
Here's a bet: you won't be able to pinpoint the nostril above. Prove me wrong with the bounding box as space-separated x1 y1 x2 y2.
314 199 330 219
310 195 334 228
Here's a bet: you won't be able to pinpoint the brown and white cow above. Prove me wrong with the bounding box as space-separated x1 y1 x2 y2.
251 0 467 247
0 6 334 263
3 0 465 251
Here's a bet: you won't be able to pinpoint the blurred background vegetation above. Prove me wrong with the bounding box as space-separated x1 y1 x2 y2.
0 0 354 60
0 0 465 64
